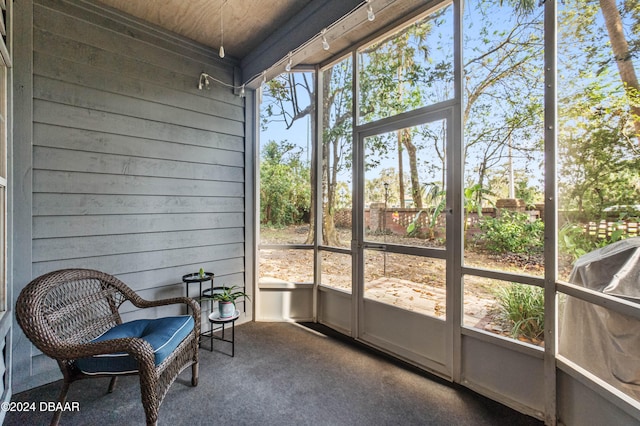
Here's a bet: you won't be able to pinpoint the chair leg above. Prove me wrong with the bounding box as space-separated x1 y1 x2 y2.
138 368 159 426
50 382 70 426
108 376 118 393
192 362 199 386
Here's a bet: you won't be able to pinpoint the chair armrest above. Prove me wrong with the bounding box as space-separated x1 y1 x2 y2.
59 337 155 365
129 296 201 336
135 296 199 311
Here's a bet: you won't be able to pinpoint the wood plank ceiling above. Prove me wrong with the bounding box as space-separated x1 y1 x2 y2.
96 0 312 59
95 0 438 84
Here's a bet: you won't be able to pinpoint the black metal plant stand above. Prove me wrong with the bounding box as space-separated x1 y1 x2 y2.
182 272 214 345
206 308 239 357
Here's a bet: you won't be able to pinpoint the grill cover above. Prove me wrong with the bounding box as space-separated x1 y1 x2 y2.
560 237 640 399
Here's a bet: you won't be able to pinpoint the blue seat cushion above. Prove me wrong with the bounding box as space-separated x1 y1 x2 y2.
76 315 194 375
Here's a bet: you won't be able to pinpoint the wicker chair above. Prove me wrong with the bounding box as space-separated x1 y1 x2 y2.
15 269 200 426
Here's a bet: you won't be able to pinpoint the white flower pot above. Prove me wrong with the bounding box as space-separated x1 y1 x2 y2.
218 301 235 318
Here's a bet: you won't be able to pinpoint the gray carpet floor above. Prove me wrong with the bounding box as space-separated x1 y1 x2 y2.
5 322 543 425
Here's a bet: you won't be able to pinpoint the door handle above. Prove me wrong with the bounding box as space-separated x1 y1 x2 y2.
365 244 387 251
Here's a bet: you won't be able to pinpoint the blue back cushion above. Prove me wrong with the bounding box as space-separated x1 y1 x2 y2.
76 315 194 375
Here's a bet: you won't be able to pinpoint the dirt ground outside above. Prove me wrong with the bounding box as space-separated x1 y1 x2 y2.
259 225 565 346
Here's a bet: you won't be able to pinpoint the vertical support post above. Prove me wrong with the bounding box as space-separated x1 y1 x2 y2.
313 65 323 322
450 0 465 384
543 0 558 424
11 0 34 392
352 49 362 339
0 0 13 411
246 88 258 321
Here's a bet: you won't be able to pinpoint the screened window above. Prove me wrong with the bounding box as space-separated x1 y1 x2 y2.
259 71 315 285
556 0 640 403
357 3 454 124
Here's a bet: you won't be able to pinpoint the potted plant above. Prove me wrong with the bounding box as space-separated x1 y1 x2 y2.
207 286 250 318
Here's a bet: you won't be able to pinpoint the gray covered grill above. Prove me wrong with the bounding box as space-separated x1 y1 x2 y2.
560 237 640 399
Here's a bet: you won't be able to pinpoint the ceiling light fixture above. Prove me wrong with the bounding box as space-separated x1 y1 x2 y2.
366 0 375 21
218 0 226 58
321 28 330 50
199 0 382 94
285 52 292 72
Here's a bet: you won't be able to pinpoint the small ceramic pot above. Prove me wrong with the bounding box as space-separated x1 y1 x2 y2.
219 301 235 318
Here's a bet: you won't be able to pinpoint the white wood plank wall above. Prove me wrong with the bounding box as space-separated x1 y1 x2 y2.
14 0 246 390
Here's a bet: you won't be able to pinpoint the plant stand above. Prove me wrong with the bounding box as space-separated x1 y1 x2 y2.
182 272 214 345
206 310 239 356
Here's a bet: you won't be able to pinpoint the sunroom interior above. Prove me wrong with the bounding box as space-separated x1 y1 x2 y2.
2 0 640 425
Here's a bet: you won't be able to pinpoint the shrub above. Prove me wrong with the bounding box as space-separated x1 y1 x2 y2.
477 210 544 254
260 140 311 227
496 283 544 341
558 222 592 261
559 221 626 262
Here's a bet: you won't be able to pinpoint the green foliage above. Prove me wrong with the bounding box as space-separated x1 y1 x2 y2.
358 17 440 121
514 178 541 209
202 286 250 304
422 183 446 239
558 118 640 216
477 210 544 254
260 140 311 227
464 183 493 216
495 283 544 341
463 1 544 199
366 168 400 205
557 3 640 216
498 0 536 15
558 223 590 261
559 221 627 262
359 12 452 209
406 210 423 237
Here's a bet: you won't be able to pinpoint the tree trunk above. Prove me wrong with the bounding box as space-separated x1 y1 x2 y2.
323 207 339 245
307 68 339 246
600 0 640 141
401 129 423 209
305 121 317 244
477 161 487 213
320 126 339 246
304 77 320 245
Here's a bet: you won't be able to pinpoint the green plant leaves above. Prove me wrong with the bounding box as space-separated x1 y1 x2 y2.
476 210 544 254
496 283 544 341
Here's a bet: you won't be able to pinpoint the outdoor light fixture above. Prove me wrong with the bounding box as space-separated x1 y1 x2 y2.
218 0 226 58
200 0 382 95
198 73 211 90
285 52 292 72
366 0 375 21
321 28 330 50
